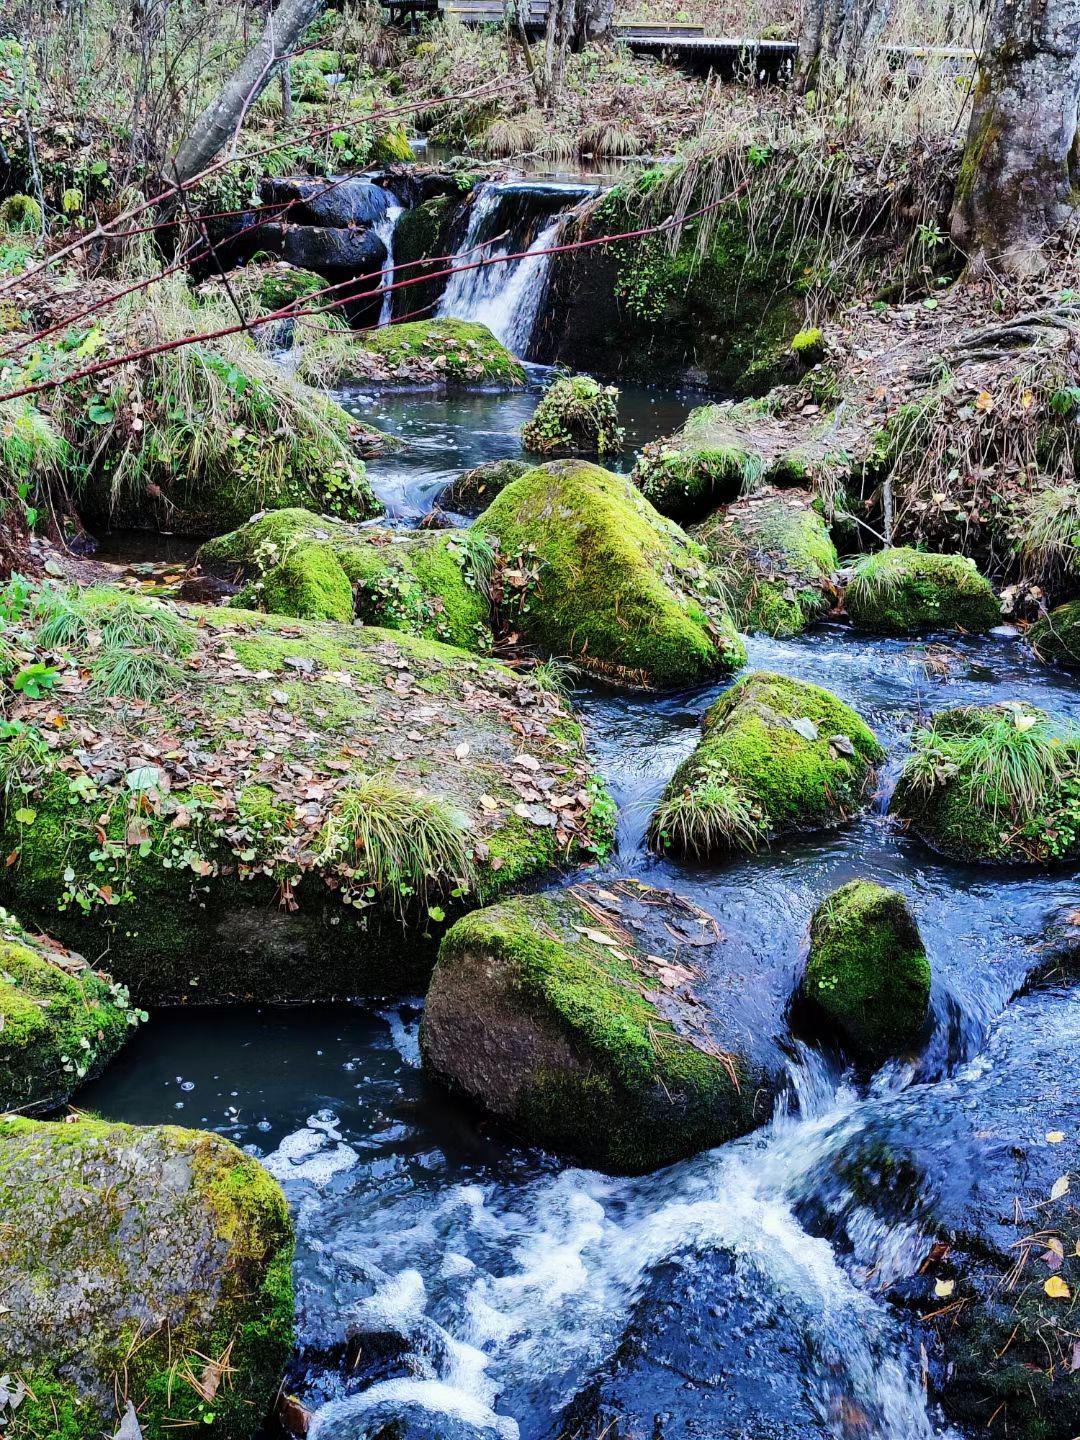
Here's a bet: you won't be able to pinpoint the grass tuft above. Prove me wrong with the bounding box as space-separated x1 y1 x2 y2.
649 772 762 857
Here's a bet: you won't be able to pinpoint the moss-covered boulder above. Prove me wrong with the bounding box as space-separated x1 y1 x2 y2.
521 374 624 456
891 704 1080 865
478 460 746 689
0 907 140 1114
229 261 327 315
359 318 526 386
422 880 779 1173
693 488 838 636
199 507 491 649
1030 598 1080 670
0 587 614 1002
650 671 884 857
390 194 455 320
844 547 1001 635
799 881 930 1066
0 1116 293 1438
437 458 530 516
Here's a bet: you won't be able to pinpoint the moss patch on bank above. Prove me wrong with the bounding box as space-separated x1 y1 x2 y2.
1030 598 1080 671
0 1116 293 1440
845 547 1001 635
650 671 883 857
478 459 746 689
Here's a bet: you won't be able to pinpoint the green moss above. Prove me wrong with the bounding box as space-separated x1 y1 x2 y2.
801 881 930 1065
0 194 42 231
1029 598 1080 670
0 1117 293 1440
650 671 884 856
845 547 1001 635
632 401 768 522
370 124 414 163
521 375 623 456
892 704 1080 865
390 196 454 318
0 910 136 1113
791 326 825 363
359 318 526 385
251 263 327 313
478 459 745 689
423 888 771 1172
694 489 838 636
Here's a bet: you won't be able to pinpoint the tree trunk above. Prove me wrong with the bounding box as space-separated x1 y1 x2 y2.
797 0 893 88
169 0 325 188
951 0 1080 274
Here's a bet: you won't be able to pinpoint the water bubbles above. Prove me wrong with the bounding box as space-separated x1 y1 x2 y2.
180 1080 194 1092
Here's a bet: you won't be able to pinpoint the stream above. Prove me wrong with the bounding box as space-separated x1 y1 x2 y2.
80 186 1080 1439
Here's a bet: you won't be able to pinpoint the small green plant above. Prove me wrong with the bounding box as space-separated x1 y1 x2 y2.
0 195 42 232
12 662 59 698
90 649 184 702
34 586 192 656
522 375 624 457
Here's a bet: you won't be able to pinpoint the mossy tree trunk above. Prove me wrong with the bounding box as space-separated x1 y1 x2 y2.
951 0 1080 274
797 0 894 89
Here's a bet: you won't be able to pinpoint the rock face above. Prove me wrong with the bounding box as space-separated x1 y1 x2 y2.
422 881 779 1173
0 592 614 1002
199 508 491 649
0 1116 293 1438
260 175 396 228
694 488 838 637
844 547 1001 635
799 881 930 1066
437 458 530 516
477 460 746 689
1030 597 1080 669
521 374 623 456
281 224 388 281
891 703 1080 865
0 908 138 1113
650 671 884 857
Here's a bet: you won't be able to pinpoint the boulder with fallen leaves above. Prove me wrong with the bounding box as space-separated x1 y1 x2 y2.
0 1116 293 1438
421 878 781 1172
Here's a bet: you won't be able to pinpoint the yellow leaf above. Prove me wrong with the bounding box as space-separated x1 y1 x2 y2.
1047 1131 1066 1144
934 1279 955 1298
1051 1175 1071 1201
1047 1238 1065 1258
1045 1276 1071 1300
975 390 994 412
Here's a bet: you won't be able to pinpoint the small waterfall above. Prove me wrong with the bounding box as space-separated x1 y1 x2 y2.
436 181 597 360
374 203 404 327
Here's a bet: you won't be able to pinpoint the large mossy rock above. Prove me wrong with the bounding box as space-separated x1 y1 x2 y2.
844 547 1001 635
650 672 884 857
0 1116 293 1438
0 908 139 1114
199 508 491 649
799 881 930 1066
1030 597 1080 670
437 458 530 516
477 460 746 689
358 318 526 386
693 488 838 636
422 881 779 1173
521 374 623 457
891 704 1080 865
0 591 613 1002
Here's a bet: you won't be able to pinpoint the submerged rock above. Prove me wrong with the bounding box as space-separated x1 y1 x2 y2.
436 458 530 516
0 590 613 1002
694 487 838 637
421 880 779 1173
891 703 1080 865
478 460 746 689
650 671 883 858
0 907 139 1113
1030 597 1080 670
0 1116 293 1438
844 547 1001 635
199 508 491 650
799 881 930 1066
521 374 623 457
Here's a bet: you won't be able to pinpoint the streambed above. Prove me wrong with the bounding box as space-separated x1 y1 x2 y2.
83 369 1080 1438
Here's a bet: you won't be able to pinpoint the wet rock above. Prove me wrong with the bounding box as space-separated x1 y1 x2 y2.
477 459 746 689
199 507 491 650
798 880 931 1066
389 194 456 319
693 487 838 637
260 175 395 228
436 458 530 516
1030 596 1080 670
422 879 780 1173
844 546 1001 635
178 571 239 604
0 591 613 1002
891 703 1080 865
650 671 884 858
281 223 388 281
0 907 138 1112
0 1115 294 1438
521 373 623 456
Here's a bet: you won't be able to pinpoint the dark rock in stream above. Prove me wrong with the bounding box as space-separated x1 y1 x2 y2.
281 224 388 281
260 175 395 228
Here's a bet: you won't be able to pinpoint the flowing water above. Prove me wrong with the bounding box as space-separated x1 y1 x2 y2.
83 231 1080 1438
